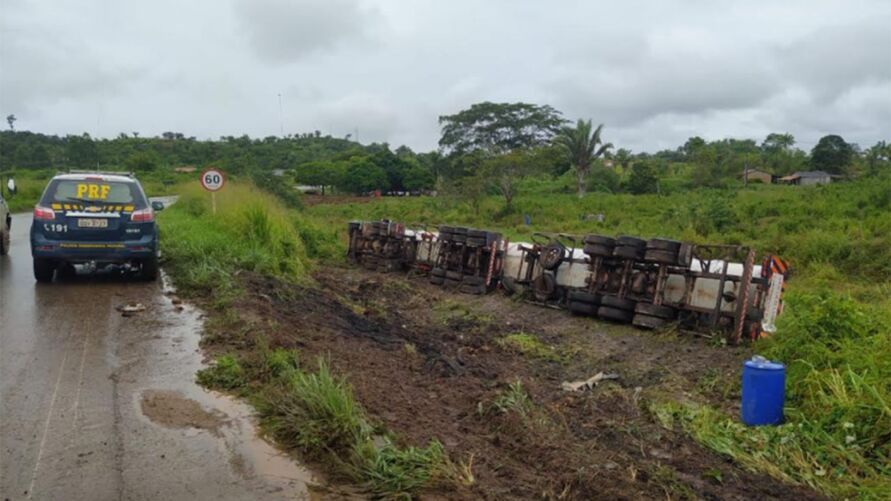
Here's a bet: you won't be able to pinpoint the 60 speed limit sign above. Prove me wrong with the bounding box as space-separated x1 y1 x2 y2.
200 168 226 192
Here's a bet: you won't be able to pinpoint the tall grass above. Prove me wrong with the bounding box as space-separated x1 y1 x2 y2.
159 181 335 299
253 357 463 498
652 289 891 499
305 175 891 283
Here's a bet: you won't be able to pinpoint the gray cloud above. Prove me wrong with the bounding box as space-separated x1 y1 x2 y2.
0 0 888 152
234 0 381 63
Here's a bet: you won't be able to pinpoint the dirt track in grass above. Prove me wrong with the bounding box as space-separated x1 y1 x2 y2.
210 266 824 500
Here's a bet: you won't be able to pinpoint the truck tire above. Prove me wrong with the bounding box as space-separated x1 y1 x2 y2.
583 234 616 246
583 243 613 257
34 258 55 283
634 302 677 319
632 314 666 329
532 273 557 301
567 290 601 305
445 270 463 281
616 236 646 248
613 245 644 260
600 295 637 311
597 306 634 323
568 301 598 316
539 243 566 270
0 230 8 256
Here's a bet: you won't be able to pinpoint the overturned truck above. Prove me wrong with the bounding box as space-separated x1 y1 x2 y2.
347 221 789 343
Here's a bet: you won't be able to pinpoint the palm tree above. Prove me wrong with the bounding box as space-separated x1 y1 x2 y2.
555 120 613 198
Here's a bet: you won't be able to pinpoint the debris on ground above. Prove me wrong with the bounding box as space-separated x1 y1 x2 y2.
117 302 147 316
560 372 620 392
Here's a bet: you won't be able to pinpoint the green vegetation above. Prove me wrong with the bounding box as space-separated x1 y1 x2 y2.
306 175 891 284
497 333 563 363
489 380 534 416
199 351 466 498
196 354 247 391
158 181 339 301
651 290 890 499
162 179 457 497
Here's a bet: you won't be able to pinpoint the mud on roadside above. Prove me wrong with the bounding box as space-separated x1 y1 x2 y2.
202 265 824 500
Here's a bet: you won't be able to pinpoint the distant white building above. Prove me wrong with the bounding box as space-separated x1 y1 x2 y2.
779 171 839 186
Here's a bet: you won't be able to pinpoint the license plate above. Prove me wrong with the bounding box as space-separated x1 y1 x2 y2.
77 218 108 228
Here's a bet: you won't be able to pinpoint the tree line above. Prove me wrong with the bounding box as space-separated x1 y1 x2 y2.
2 106 889 203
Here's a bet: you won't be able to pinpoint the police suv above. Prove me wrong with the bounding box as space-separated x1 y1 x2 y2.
30 172 163 282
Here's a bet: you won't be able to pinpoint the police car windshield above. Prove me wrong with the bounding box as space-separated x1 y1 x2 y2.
42 179 147 208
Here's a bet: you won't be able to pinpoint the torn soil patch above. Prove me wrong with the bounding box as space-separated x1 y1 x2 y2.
201 266 825 500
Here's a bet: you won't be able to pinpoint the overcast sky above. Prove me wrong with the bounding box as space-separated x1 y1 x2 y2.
1 0 889 152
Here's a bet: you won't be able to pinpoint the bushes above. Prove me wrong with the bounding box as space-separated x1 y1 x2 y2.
159 182 314 297
652 289 891 499
196 355 247 391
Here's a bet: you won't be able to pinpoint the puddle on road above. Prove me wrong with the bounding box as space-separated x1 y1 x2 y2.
140 390 226 436
136 272 320 497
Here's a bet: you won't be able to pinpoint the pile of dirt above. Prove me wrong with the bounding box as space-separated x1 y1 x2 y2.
209 267 823 500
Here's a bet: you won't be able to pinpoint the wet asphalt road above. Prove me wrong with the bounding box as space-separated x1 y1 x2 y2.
1 212 314 500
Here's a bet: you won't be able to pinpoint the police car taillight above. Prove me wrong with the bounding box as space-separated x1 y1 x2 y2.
131 208 154 223
34 206 56 221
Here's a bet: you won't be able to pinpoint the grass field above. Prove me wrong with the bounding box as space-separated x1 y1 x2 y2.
302 176 891 499
152 175 890 498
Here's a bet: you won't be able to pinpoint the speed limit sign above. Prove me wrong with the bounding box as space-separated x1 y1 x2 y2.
200 168 225 192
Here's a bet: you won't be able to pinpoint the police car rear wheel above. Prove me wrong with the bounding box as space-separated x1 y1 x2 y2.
34 258 55 283
142 256 159 281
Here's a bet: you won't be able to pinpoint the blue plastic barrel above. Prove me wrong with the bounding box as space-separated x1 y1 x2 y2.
741 356 785 426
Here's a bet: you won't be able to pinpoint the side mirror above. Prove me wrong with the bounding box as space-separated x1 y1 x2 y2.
6 178 15 195
151 201 165 211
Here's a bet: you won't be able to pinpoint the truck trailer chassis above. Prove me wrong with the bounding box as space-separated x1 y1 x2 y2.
347 221 788 344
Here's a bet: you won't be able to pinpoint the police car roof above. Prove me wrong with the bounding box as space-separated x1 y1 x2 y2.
53 173 137 183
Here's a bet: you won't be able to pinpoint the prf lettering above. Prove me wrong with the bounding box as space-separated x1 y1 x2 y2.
76 184 111 200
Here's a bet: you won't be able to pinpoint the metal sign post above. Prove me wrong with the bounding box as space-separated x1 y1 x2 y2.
200 168 225 215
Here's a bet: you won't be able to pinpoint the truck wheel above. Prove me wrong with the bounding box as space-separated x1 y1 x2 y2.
597 306 634 323
568 301 597 316
632 314 666 329
634 302 678 319
600 295 637 311
142 255 159 281
613 245 644 260
34 258 56 283
0 230 8 256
